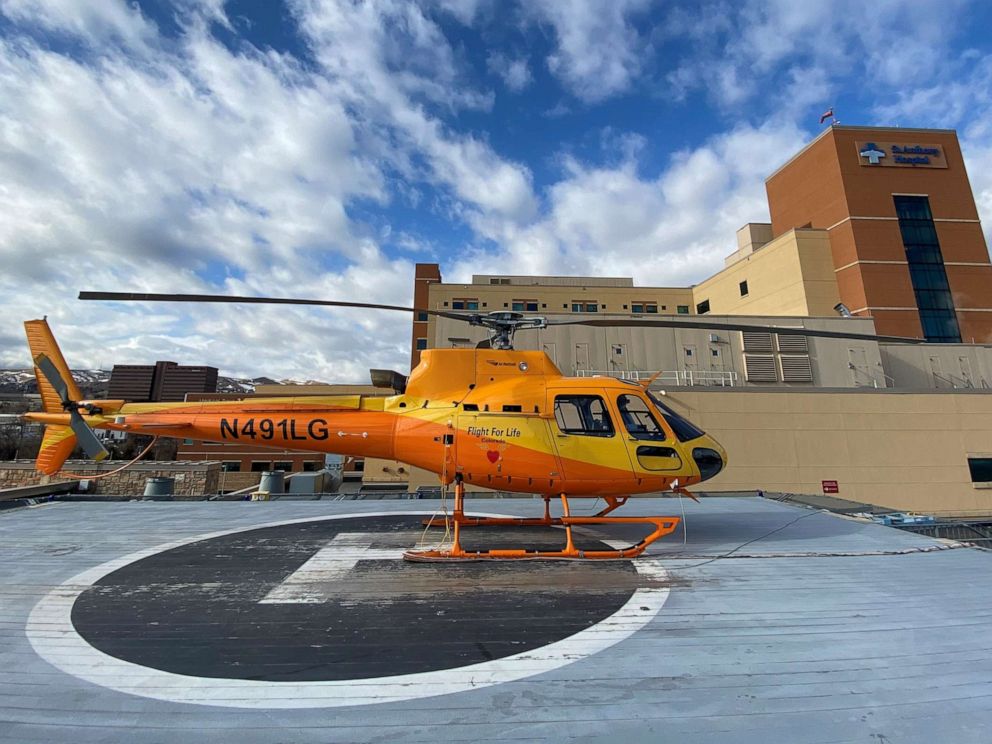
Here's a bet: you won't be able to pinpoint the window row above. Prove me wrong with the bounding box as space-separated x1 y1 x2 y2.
219 460 318 473
440 298 691 314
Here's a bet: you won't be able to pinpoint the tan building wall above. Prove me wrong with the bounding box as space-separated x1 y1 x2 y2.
362 457 414 485
425 278 695 325
665 388 992 516
693 229 841 317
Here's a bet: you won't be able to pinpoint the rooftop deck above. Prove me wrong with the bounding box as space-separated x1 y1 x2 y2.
2 496 990 743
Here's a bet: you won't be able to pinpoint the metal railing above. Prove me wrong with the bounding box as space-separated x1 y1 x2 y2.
575 369 738 387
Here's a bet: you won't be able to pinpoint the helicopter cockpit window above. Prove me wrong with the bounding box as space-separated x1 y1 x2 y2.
616 395 666 441
646 391 705 442
554 395 614 437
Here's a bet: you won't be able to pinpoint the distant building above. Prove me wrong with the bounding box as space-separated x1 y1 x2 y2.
108 361 218 402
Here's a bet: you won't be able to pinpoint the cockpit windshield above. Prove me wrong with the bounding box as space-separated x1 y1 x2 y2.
646 391 705 442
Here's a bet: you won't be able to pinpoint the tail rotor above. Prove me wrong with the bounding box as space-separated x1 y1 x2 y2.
32 353 109 463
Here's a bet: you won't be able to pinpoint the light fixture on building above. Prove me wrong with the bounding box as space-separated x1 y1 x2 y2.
834 303 852 317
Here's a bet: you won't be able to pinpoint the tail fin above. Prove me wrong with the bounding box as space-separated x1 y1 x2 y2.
24 319 81 475
25 319 82 413
36 425 78 476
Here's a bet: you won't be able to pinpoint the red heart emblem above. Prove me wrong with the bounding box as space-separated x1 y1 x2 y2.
486 450 500 463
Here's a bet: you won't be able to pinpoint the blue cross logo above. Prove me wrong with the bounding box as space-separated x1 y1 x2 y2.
859 143 886 165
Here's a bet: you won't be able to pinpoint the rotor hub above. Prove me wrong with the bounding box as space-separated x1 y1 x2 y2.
468 312 547 350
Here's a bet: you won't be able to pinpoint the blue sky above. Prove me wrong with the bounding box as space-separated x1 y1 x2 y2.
2 0 992 380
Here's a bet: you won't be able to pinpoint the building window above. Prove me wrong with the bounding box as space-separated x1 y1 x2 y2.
553 395 614 437
273 461 292 471
631 302 659 314
512 299 539 312
489 277 510 285
451 298 479 310
677 305 689 314
250 461 270 472
894 195 961 342
571 301 599 312
739 280 748 297
415 338 427 350
416 311 428 322
302 461 319 472
221 461 241 472
696 299 710 314
968 458 992 483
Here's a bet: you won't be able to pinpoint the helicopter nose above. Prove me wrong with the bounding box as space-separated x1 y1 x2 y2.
691 445 725 482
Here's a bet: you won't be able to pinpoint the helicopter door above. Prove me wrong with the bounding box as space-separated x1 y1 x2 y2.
548 392 636 487
614 393 682 473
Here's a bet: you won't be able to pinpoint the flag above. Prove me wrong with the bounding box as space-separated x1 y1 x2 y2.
819 108 834 124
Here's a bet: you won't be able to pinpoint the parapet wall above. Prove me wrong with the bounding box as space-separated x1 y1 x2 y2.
0 460 221 498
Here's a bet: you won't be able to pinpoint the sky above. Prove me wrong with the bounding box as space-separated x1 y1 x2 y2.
2 0 992 382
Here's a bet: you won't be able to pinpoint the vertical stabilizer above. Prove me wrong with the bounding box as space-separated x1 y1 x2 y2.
36 426 78 476
23 319 84 475
24 319 82 413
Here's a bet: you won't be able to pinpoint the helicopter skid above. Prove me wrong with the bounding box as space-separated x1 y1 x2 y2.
405 487 678 562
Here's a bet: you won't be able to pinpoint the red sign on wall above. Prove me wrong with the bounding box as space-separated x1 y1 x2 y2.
822 480 839 494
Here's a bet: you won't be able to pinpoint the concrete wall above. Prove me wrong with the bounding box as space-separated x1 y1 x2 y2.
0 460 221 498
665 388 992 516
879 343 992 389
428 313 884 387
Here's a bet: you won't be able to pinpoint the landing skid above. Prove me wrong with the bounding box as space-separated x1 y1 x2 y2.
404 484 680 562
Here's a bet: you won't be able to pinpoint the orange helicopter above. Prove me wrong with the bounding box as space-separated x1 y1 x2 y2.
22 292 921 562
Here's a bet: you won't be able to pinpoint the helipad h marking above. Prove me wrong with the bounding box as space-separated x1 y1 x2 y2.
26 511 671 709
261 532 404 604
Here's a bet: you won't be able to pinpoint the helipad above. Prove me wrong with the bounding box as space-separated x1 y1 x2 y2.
3 496 992 743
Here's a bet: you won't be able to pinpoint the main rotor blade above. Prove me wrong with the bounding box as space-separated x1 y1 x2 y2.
69 409 110 462
33 353 71 405
78 291 472 322
546 317 924 344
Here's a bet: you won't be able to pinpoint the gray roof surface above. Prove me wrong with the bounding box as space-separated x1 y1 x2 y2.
1 496 990 743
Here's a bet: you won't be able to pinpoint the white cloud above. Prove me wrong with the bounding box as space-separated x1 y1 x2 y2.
0 0 538 379
452 120 808 286
487 51 532 92
667 0 970 111
526 0 652 103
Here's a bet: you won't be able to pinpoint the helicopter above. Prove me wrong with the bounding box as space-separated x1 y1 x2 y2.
21 292 922 562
